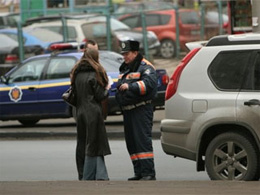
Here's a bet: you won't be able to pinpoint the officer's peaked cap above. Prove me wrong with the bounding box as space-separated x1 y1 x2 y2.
120 40 139 54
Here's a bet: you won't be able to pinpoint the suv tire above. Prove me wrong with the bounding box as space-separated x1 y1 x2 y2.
160 39 176 58
205 132 259 181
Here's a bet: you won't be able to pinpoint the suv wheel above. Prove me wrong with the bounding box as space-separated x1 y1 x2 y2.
160 39 176 58
205 132 259 181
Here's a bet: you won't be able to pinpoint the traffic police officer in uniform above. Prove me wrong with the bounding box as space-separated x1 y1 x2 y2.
116 40 157 180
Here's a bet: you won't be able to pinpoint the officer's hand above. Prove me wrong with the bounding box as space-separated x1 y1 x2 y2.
119 83 129 91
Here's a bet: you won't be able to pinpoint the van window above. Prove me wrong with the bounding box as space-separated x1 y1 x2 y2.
146 14 161 26
160 14 171 25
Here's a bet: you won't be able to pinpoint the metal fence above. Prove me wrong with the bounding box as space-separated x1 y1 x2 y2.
8 0 228 63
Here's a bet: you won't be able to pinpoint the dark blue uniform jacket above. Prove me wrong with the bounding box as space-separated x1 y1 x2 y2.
115 53 157 107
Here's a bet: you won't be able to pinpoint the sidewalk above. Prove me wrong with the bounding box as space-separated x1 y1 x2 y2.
1 180 260 195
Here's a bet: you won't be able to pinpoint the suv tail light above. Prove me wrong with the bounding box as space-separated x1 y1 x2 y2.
165 48 200 100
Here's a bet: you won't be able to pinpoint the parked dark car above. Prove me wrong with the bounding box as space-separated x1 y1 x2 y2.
0 43 168 126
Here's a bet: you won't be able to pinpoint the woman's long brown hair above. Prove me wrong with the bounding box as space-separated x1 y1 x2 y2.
71 48 108 87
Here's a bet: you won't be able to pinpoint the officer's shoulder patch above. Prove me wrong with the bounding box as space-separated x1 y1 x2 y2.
144 69 151 75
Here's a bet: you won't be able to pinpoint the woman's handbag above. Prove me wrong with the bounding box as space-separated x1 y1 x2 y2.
62 86 76 107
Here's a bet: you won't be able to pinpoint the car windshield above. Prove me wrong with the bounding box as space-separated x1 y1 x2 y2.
0 14 18 27
100 57 121 72
111 18 130 31
180 11 200 24
7 14 19 27
86 17 130 31
82 18 130 38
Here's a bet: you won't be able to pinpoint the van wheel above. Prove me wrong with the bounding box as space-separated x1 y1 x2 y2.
160 39 176 58
18 119 39 126
205 132 259 181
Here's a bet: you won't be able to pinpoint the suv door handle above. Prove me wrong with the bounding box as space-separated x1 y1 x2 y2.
244 99 260 106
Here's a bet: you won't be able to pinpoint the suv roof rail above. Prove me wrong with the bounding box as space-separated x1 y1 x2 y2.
206 33 260 47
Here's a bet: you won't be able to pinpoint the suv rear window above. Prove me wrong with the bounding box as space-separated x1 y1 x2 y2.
208 51 251 90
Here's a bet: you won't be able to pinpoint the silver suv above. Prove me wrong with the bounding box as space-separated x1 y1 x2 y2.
160 33 260 181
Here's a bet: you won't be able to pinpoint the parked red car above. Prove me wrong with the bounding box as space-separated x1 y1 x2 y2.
119 9 201 58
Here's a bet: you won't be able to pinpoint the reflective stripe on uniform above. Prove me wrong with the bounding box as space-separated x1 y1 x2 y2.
130 152 154 161
126 72 141 80
137 80 146 95
142 58 155 70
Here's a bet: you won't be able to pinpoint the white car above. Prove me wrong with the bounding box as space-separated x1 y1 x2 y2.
161 33 260 181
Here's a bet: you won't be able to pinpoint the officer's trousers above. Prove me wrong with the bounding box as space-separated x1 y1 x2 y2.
123 103 156 177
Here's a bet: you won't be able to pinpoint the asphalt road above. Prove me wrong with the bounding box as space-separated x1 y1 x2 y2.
2 58 260 194
1 140 260 195
0 139 209 181
0 109 164 139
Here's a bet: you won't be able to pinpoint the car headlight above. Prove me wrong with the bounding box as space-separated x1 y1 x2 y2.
147 31 158 39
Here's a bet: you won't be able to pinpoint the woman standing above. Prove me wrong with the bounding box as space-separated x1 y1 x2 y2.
71 48 111 180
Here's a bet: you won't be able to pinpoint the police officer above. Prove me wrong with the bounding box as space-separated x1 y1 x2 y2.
116 40 157 180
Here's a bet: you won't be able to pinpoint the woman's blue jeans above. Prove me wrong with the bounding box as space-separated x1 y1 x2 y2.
82 155 109 180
